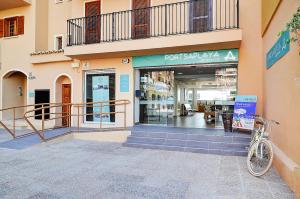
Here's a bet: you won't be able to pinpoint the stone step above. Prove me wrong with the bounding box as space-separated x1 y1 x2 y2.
131 131 251 143
126 136 249 151
126 125 251 156
123 142 248 156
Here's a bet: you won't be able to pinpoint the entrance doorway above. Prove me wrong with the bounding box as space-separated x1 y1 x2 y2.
2 71 27 120
138 65 238 129
62 84 71 126
55 75 72 127
84 70 115 123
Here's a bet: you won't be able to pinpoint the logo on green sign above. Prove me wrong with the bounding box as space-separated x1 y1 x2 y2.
266 30 290 69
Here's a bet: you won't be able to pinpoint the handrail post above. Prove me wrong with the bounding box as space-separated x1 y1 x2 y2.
13 108 16 137
124 102 126 128
165 4 168 36
237 0 239 28
77 105 80 133
41 104 45 135
69 104 72 132
100 103 103 129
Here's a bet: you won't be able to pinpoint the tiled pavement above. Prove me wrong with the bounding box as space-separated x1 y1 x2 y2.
0 138 296 199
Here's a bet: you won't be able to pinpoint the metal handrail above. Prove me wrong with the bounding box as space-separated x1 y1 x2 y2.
0 103 59 139
0 100 130 142
67 0 240 46
22 100 130 141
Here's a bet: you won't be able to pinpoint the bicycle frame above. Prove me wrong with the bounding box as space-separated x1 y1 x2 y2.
250 116 279 159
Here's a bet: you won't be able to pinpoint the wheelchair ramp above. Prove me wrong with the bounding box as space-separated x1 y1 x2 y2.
0 128 71 150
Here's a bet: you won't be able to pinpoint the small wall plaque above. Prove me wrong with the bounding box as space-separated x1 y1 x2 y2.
120 74 129 93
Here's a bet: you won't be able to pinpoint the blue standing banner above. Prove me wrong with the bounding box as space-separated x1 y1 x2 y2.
232 96 257 130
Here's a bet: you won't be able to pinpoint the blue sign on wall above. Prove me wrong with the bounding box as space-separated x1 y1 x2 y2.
120 74 129 92
266 30 290 69
232 96 257 130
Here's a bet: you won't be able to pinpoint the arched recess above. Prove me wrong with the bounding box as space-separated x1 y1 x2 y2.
2 70 28 120
55 74 72 127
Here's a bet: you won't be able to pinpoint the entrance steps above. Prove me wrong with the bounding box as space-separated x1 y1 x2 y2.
123 126 251 156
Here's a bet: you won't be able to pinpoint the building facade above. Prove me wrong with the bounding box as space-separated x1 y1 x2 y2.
262 0 300 196
0 0 299 196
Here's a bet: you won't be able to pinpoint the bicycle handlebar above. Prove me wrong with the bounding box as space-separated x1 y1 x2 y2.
252 115 280 126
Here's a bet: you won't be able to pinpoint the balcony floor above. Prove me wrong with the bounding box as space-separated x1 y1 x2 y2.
64 29 242 59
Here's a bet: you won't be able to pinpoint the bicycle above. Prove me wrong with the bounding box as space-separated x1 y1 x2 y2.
247 115 280 177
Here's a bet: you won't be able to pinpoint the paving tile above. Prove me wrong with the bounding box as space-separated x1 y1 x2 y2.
26 192 61 199
0 138 295 199
243 190 273 199
272 193 297 199
267 182 295 195
215 184 244 197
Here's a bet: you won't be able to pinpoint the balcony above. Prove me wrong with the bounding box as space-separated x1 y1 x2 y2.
0 0 31 11
65 0 241 59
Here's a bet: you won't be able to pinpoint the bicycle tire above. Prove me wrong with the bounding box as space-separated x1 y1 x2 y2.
247 139 273 177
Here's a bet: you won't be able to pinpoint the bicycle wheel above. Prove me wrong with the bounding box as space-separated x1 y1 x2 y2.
247 139 273 177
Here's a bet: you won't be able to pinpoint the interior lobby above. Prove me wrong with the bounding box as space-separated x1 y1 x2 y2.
138 64 238 129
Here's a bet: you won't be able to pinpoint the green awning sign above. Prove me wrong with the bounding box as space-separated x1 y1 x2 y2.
133 49 238 68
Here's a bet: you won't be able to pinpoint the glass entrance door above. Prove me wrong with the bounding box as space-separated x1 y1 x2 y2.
139 70 174 125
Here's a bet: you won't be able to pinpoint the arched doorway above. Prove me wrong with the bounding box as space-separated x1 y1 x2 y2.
2 70 27 120
55 75 72 127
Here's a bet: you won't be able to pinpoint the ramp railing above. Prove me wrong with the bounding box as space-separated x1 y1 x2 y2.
0 103 57 139
23 100 130 141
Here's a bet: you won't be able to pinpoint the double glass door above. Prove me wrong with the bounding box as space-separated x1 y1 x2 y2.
139 70 174 125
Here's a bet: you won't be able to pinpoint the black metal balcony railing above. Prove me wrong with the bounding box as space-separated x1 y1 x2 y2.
67 0 239 46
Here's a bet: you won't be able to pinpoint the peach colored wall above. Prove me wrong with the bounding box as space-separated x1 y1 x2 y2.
0 5 35 72
0 3 36 114
29 57 134 127
102 0 131 14
261 0 281 35
70 0 128 18
35 0 48 51
2 72 27 119
48 0 72 50
262 0 300 195
237 0 264 114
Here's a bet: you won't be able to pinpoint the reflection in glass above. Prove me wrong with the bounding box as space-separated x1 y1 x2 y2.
139 71 174 125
